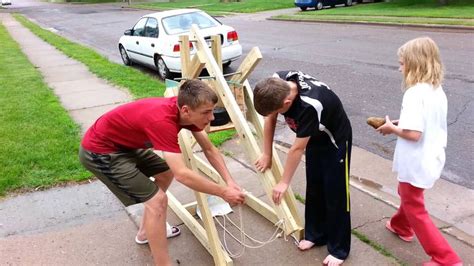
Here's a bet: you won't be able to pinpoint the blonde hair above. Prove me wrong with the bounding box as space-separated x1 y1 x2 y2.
398 37 444 90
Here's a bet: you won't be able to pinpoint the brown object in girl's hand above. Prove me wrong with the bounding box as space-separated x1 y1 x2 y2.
367 117 386 129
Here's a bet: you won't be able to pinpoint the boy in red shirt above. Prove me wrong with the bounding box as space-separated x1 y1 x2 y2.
79 79 244 265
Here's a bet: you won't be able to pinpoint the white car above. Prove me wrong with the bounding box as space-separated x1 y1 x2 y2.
1 0 12 6
118 9 242 80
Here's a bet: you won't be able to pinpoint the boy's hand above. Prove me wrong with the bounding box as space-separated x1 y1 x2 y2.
376 115 396 136
222 186 245 205
255 154 272 172
226 179 242 192
272 182 289 205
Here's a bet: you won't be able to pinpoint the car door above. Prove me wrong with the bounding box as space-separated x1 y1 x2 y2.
126 17 147 63
139 17 159 67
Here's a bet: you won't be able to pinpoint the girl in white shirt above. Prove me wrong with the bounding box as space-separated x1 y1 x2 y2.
377 37 462 266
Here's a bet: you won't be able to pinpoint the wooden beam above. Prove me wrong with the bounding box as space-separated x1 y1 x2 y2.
211 35 222 71
230 47 262 84
195 155 279 226
179 35 191 79
167 191 210 251
242 80 304 239
166 85 233 265
178 128 232 266
190 25 302 235
187 54 206 80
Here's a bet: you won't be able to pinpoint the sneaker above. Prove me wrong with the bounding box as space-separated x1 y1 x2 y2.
385 220 414 242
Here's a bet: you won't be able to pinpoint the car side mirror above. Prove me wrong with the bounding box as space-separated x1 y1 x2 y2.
124 29 132 36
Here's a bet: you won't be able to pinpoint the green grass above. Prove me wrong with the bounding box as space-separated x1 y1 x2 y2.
14 14 166 99
0 14 235 196
134 0 293 14
209 129 237 147
14 14 234 144
0 24 90 196
352 229 406 265
279 0 474 26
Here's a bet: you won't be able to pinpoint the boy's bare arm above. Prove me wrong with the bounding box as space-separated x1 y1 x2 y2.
192 131 240 190
255 113 278 172
273 136 309 204
163 151 244 204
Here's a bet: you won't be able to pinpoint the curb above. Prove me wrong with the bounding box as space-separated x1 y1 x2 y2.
114 4 473 32
268 17 474 32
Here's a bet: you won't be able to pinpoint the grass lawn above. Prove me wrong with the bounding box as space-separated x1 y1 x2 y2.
1 14 235 196
134 0 293 14
279 0 474 26
0 24 90 196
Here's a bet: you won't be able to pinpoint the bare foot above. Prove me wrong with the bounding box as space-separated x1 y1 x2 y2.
298 240 315 251
323 254 344 266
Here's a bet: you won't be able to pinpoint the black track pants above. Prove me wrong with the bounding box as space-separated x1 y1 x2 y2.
303 137 352 260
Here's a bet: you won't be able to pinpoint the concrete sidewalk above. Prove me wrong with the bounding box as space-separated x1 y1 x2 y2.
1 12 473 265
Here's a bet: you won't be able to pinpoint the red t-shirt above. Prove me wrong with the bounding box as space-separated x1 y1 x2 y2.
81 97 201 154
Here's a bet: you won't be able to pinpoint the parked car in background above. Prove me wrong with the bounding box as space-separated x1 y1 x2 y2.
118 9 242 80
1 0 12 6
295 0 353 11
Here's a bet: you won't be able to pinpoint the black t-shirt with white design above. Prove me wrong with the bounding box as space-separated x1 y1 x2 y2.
275 70 351 148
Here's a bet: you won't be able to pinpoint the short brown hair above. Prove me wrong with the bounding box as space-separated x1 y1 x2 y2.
253 77 290 116
178 79 218 109
398 37 444 89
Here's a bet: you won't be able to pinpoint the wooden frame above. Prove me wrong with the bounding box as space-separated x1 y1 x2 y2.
165 25 303 266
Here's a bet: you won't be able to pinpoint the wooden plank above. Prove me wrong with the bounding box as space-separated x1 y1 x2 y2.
178 129 232 266
207 122 235 133
190 25 301 235
167 191 210 251
242 80 304 239
179 35 191 78
230 47 262 84
211 35 222 71
244 193 279 225
166 84 233 265
194 156 279 226
187 54 206 79
194 190 232 266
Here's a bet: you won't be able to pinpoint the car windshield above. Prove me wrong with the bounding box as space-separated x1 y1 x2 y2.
162 12 220 35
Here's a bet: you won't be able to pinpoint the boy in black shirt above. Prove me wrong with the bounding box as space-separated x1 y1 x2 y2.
254 71 352 266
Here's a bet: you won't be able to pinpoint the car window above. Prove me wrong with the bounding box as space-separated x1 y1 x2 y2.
132 18 148 37
162 12 220 35
144 18 159 38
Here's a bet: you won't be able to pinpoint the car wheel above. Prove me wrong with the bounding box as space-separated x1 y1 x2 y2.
155 56 171 80
119 45 131 66
345 0 353 6
316 2 323 10
300 7 307 11
223 61 232 68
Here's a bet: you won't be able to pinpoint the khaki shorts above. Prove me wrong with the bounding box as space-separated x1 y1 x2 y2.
79 146 170 206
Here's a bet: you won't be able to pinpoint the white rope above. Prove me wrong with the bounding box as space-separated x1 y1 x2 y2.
214 204 289 258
